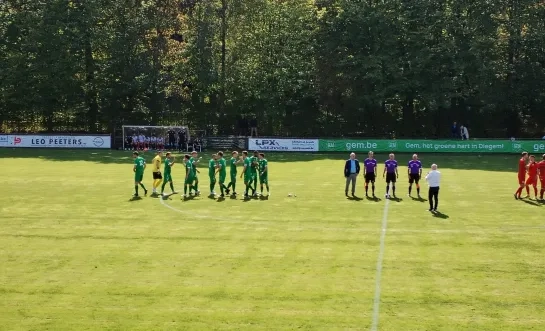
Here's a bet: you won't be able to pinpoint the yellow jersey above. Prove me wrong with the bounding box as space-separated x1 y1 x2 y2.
152 155 162 172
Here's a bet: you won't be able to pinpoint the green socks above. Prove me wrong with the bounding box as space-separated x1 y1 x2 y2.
161 181 167 194
170 182 174 192
135 185 138 194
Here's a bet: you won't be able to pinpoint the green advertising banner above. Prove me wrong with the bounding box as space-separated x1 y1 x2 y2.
318 139 545 154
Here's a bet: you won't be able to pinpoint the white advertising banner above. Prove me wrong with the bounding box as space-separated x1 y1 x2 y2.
248 138 318 152
0 135 111 148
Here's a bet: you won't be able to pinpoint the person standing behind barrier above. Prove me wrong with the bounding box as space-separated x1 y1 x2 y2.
344 153 360 197
425 164 441 212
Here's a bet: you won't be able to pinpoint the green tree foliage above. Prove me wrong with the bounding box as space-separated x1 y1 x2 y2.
1 0 544 137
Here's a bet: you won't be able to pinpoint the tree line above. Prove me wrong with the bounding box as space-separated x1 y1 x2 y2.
1 0 545 138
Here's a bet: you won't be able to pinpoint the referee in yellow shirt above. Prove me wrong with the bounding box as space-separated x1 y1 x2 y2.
152 151 163 194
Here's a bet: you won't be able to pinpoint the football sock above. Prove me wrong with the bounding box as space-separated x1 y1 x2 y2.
184 185 188 195
534 187 538 197
408 185 412 195
266 184 269 192
253 178 258 191
260 185 263 193
515 187 523 196
392 185 396 195
541 189 544 199
220 184 224 196
135 185 138 195
245 184 249 195
386 186 389 195
169 182 174 192
365 185 368 194
526 186 530 195
194 181 199 191
372 185 375 195
139 183 146 191
161 181 167 193
232 182 236 192
210 182 215 192
417 185 420 195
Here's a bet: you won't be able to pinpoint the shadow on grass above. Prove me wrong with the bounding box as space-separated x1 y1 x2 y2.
366 196 382 202
128 196 142 202
0 149 523 172
390 197 403 202
347 195 363 201
432 211 449 219
411 196 428 202
520 199 542 207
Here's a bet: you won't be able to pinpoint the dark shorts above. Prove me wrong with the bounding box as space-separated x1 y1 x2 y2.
386 173 397 183
364 173 376 183
409 174 420 184
153 172 162 180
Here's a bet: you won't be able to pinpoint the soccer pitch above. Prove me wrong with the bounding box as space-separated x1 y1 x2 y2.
0 149 544 331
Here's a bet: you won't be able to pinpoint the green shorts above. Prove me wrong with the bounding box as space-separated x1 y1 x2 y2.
185 176 195 185
244 173 254 184
164 173 172 182
219 174 226 184
259 175 268 184
134 172 144 182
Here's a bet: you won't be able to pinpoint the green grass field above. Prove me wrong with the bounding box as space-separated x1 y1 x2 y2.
0 149 544 331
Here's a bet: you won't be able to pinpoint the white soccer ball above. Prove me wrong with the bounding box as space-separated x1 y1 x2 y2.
288 193 292 197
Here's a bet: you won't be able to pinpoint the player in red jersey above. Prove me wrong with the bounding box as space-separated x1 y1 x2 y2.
514 152 528 199
525 155 539 199
538 154 545 201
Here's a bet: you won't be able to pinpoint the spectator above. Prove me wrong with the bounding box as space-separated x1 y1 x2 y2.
460 125 469 140
425 164 441 212
542 135 545 140
451 121 458 138
250 116 258 137
241 116 249 136
344 153 360 197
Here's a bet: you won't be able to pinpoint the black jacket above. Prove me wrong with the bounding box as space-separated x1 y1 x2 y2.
344 159 360 177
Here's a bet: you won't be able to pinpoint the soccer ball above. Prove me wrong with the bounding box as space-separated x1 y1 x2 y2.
288 193 292 197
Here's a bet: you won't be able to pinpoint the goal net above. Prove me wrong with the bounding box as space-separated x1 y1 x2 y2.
122 125 205 152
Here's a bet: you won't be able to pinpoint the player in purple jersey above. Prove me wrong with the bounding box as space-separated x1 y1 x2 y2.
363 151 378 197
383 153 398 198
408 154 423 198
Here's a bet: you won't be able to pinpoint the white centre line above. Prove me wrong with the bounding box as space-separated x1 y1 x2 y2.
371 198 390 331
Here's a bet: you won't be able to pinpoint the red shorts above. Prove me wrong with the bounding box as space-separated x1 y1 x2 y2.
518 174 526 185
526 176 537 186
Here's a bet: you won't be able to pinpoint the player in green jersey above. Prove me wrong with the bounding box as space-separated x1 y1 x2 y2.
226 151 241 196
132 152 148 197
240 151 253 198
216 151 228 198
250 151 259 196
189 151 201 195
183 154 197 198
208 154 218 196
258 153 269 196
160 152 176 196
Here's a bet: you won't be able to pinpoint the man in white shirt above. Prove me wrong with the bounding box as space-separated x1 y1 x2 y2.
460 125 469 140
425 164 441 212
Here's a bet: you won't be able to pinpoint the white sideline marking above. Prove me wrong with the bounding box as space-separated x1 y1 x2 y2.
371 198 390 331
